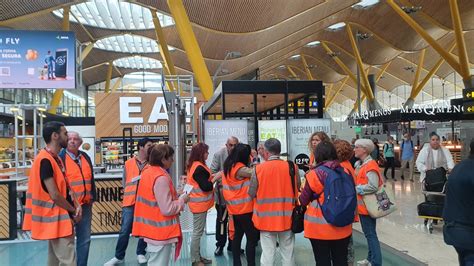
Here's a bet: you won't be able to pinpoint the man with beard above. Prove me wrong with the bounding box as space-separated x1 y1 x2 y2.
23 121 81 266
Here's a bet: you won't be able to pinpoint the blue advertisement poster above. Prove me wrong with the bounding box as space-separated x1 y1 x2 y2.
0 30 76 89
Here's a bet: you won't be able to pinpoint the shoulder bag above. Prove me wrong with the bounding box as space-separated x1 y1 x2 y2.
362 179 397 218
288 161 305 233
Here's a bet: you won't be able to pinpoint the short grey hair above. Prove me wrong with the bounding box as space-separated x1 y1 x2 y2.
227 136 239 144
67 131 83 144
355 139 374 153
264 138 281 155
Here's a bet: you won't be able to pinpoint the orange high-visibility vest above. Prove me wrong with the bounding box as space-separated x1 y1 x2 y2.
252 160 295 232
222 162 253 215
64 153 93 205
309 153 315 166
22 150 73 240
304 169 353 240
187 161 214 213
123 157 145 207
355 159 383 215
132 166 182 241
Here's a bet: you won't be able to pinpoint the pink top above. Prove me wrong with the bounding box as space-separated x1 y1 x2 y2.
144 175 185 246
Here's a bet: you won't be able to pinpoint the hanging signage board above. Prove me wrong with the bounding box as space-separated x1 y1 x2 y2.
95 93 197 138
91 177 123 235
287 119 331 167
0 30 76 89
203 120 248 167
258 120 287 154
463 88 474 101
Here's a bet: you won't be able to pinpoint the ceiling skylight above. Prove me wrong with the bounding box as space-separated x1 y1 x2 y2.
352 0 380 9
305 41 321 48
289 55 301 60
53 0 174 30
327 22 346 31
94 35 176 53
113 56 162 69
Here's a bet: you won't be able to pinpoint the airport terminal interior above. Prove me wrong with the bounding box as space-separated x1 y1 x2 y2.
1 0 474 265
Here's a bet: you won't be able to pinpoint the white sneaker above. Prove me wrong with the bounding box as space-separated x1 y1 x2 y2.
357 259 371 266
137 255 148 264
104 257 123 265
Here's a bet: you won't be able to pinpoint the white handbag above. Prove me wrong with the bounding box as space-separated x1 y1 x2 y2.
362 182 397 218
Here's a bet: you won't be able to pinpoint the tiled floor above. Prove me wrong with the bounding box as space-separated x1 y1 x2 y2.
0 169 459 265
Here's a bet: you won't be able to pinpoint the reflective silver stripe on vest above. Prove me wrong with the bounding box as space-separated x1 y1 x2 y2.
226 196 252 206
31 214 70 223
310 200 319 208
357 199 365 205
136 196 158 208
191 187 205 193
189 193 213 202
125 181 136 187
32 199 55 208
222 181 250 191
304 213 328 224
25 208 32 214
134 216 178 228
254 210 292 217
70 180 92 186
256 197 294 204
124 191 136 196
26 193 32 199
74 191 92 197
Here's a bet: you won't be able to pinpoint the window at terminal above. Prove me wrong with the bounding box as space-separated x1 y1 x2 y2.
94 35 176 54
52 0 175 30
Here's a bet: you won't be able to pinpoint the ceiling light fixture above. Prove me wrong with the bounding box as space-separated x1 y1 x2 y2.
305 41 321 48
401 6 422 14
327 22 346 31
356 32 373 40
352 0 380 9
289 55 301 60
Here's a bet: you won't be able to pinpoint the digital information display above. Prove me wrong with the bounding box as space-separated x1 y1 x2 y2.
0 30 76 89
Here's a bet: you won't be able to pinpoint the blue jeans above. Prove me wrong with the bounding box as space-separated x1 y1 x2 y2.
360 215 382 266
75 203 92 266
114 206 147 260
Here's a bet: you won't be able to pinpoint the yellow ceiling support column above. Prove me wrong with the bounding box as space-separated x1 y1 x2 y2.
321 42 371 99
412 49 426 94
449 0 472 81
386 0 463 77
111 77 123 93
326 77 350 109
376 61 391 82
286 66 298 79
104 62 113 93
325 83 334 100
300 55 314 80
409 42 456 102
167 0 213 100
151 11 178 91
346 24 375 101
80 42 95 63
48 6 70 114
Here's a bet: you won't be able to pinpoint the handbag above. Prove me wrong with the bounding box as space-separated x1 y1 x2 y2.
288 161 306 233
424 167 447 192
362 182 397 218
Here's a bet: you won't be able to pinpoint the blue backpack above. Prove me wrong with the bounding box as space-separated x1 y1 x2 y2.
315 165 357 227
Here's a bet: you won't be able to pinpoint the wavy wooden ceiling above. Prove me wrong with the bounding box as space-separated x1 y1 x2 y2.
1 0 474 113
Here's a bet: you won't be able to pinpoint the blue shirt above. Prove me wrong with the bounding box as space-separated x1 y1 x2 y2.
401 140 414 160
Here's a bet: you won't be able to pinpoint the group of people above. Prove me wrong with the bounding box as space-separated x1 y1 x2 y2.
22 120 474 266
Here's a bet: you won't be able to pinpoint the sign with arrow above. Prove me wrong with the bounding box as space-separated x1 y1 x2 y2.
463 88 474 101
463 101 474 114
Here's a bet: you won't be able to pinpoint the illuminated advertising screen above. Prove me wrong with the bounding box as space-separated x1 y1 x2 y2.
0 30 76 89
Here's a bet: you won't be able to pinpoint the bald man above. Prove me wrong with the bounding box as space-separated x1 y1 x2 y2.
59 132 96 266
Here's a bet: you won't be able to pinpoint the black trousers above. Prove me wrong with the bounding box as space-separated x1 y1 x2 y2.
455 247 474 266
215 204 231 248
309 236 351 266
232 213 259 266
384 157 395 179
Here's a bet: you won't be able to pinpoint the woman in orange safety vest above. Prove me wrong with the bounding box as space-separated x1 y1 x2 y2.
186 143 218 266
222 143 258 266
299 141 354 266
334 139 359 266
354 139 383 266
308 131 330 168
132 144 188 264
